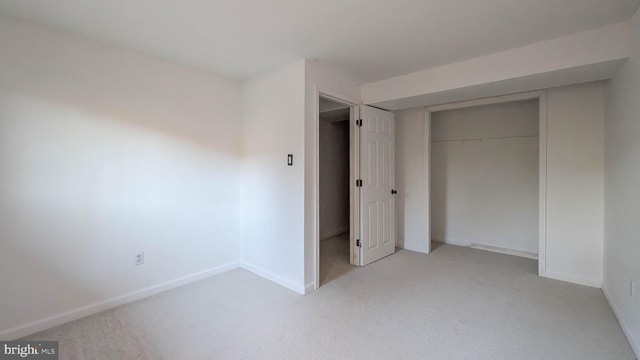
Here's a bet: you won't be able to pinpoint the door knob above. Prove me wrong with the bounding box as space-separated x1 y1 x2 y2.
391 189 397 195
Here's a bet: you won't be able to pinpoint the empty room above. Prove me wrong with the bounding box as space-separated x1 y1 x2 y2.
1 1 639 359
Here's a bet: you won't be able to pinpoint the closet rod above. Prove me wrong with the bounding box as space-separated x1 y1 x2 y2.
432 135 539 143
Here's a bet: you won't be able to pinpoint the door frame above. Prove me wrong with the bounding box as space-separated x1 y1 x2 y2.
425 90 548 276
314 87 360 290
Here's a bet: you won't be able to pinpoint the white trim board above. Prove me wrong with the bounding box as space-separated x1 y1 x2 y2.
468 244 538 260
432 240 537 260
602 286 640 358
544 270 601 288
423 110 432 254
304 282 316 295
240 262 306 295
538 92 547 278
0 262 240 340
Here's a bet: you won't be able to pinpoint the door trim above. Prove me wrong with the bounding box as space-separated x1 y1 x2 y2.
424 110 432 254
425 90 547 277
314 87 359 291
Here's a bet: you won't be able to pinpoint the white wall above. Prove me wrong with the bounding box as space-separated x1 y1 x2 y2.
240 59 361 293
545 82 604 287
430 100 539 254
319 118 350 240
395 108 429 253
240 60 306 293
0 17 242 338
603 8 640 356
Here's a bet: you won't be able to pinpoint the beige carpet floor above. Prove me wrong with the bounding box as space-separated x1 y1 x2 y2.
24 238 636 359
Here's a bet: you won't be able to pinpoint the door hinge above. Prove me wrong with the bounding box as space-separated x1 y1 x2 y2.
356 179 363 187
356 239 361 247
356 119 363 127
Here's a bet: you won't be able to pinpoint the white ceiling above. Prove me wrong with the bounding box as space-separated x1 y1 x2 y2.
0 0 638 83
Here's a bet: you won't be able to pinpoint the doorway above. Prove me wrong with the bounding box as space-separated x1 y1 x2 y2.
313 93 397 290
318 96 352 285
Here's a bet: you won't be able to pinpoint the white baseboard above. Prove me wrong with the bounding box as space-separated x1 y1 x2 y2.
433 239 538 260
544 270 602 288
432 238 469 247
304 282 316 294
433 239 600 288
602 286 640 358
0 262 240 340
398 242 430 254
320 228 349 241
468 244 538 260
239 262 305 295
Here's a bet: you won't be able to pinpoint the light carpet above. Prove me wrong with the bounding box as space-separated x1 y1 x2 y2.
24 240 636 359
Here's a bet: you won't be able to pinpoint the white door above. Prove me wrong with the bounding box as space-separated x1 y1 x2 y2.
359 105 396 265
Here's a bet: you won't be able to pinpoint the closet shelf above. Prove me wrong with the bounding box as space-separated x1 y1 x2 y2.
432 135 539 143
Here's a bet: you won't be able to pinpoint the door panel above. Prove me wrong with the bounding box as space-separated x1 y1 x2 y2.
359 105 395 265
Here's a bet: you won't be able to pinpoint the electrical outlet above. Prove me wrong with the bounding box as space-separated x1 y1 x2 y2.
136 252 144 266
631 280 636 299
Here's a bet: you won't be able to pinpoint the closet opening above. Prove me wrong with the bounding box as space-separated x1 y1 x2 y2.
428 94 545 271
